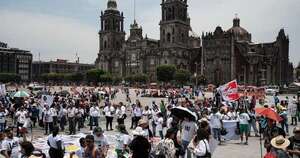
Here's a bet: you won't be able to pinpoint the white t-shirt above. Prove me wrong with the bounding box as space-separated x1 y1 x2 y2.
67 107 78 118
43 109 53 123
48 134 63 149
238 113 250 125
209 112 222 129
2 137 20 158
194 139 210 157
134 107 143 117
104 106 115 117
181 120 197 142
16 111 27 124
94 135 109 148
50 108 57 117
156 117 164 131
115 133 131 150
90 106 100 117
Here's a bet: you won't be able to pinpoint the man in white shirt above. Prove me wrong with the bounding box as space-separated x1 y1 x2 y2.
43 105 53 135
67 104 78 135
89 103 100 130
238 109 250 145
2 128 23 158
103 104 115 131
0 106 8 132
15 107 28 137
181 117 197 158
209 107 223 145
116 102 126 125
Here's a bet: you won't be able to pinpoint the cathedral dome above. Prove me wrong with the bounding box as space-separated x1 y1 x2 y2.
107 0 117 10
227 17 249 36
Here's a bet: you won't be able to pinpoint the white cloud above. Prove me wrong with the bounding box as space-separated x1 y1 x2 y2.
0 10 98 64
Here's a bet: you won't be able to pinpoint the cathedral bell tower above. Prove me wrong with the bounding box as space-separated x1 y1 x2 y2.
96 0 125 75
160 0 190 48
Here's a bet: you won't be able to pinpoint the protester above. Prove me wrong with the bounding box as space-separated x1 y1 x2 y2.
92 127 109 157
189 128 211 158
267 135 290 158
43 105 53 135
181 117 198 158
287 127 300 158
129 133 151 158
154 128 176 158
47 126 64 158
75 137 86 158
19 141 35 158
16 106 28 137
115 124 131 158
103 103 115 131
156 112 164 139
238 109 250 145
84 135 101 158
67 104 78 135
209 107 223 145
2 128 23 158
89 103 100 130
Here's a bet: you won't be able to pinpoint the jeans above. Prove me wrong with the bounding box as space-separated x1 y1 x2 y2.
0 123 5 132
249 120 258 135
159 130 164 139
60 116 66 131
281 120 289 134
68 117 76 135
182 140 191 158
212 128 221 142
106 116 113 130
45 122 53 135
90 116 99 130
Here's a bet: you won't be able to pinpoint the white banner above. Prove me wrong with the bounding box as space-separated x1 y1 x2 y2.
41 95 54 106
0 84 6 96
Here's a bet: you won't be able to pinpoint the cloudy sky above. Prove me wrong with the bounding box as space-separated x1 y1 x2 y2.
0 0 299 65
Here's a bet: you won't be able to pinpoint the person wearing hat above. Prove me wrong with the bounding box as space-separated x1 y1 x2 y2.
115 124 131 158
92 127 109 157
268 135 290 158
287 127 300 158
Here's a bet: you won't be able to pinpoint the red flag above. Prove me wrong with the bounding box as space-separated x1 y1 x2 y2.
218 80 240 102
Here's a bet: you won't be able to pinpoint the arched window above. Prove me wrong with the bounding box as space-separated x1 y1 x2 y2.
167 33 171 42
104 41 107 49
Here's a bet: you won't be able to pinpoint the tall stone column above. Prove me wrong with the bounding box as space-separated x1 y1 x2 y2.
230 36 236 80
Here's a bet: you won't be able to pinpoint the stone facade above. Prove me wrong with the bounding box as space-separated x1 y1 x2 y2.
202 18 293 86
95 0 293 86
95 0 201 81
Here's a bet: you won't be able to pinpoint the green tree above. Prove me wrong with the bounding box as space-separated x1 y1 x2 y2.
65 73 84 82
156 64 176 82
0 73 21 83
174 69 191 85
99 74 113 83
86 69 106 83
133 73 149 83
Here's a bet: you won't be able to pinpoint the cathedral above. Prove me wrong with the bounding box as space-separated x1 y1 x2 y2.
95 0 293 86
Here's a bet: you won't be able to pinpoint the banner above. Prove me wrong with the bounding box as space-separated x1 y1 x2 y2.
0 84 6 96
218 80 240 102
41 95 54 106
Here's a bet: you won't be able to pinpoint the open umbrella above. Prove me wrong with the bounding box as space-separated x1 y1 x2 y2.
255 107 283 122
13 91 30 98
171 106 198 121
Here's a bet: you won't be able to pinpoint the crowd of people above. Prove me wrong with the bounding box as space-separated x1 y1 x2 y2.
0 85 299 158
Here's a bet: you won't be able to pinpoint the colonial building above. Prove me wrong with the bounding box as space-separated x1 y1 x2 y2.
0 42 32 81
96 0 293 86
95 0 201 81
202 17 293 86
32 59 95 79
